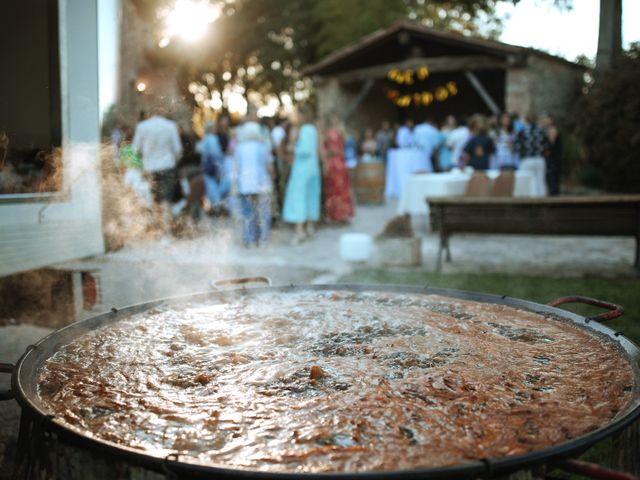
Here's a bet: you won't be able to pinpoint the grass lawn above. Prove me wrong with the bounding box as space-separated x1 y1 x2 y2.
338 268 640 472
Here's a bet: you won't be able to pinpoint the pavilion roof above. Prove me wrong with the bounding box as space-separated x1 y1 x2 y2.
304 20 584 77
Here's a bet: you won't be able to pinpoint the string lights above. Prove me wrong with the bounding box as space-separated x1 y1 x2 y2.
386 81 458 108
387 66 430 85
386 65 458 107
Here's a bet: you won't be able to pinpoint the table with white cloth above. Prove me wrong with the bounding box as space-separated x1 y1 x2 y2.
397 169 537 216
384 148 430 199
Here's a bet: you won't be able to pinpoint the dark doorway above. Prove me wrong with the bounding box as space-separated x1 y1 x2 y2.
0 0 62 194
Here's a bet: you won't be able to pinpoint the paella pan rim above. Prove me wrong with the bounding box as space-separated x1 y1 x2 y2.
11 283 640 479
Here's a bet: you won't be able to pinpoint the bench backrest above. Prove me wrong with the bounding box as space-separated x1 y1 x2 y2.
428 196 640 236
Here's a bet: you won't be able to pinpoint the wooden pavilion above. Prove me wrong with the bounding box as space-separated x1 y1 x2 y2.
305 20 586 129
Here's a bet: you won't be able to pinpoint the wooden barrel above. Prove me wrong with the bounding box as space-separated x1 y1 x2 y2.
354 162 385 204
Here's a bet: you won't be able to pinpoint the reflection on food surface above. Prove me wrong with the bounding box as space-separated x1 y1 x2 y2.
38 291 634 473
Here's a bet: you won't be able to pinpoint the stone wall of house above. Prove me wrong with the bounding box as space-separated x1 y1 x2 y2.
316 78 396 133
506 55 584 122
350 81 397 132
527 55 584 122
505 68 531 116
115 1 193 131
316 77 352 121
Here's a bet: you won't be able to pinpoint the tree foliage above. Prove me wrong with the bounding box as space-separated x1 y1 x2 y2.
130 0 576 114
136 0 528 111
311 0 508 57
575 44 640 192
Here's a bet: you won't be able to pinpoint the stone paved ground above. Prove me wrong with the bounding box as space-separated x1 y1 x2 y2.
0 200 636 476
60 201 638 312
53 201 399 314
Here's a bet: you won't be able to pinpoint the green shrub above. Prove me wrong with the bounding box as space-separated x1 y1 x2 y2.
578 164 605 189
575 44 640 192
559 131 586 181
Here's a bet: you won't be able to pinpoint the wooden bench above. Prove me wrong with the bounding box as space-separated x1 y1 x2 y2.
428 195 640 272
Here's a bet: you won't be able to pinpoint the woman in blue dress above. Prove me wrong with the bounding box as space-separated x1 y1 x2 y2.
282 112 321 245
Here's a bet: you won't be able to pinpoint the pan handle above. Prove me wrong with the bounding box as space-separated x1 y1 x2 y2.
556 459 637 480
211 276 272 290
547 296 624 323
0 362 15 401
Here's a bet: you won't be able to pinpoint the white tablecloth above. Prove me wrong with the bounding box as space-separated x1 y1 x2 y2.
384 148 430 199
397 169 537 215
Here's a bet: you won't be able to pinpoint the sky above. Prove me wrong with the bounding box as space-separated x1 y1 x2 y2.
497 0 640 61
97 0 640 118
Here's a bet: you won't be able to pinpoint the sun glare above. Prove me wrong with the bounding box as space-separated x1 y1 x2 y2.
160 0 220 45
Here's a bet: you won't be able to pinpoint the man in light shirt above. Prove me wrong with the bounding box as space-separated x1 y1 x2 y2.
413 117 439 172
446 117 471 169
395 119 414 148
233 117 273 248
132 110 183 207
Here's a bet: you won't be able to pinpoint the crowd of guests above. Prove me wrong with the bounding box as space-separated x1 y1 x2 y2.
113 107 561 249
372 112 562 196
115 106 356 248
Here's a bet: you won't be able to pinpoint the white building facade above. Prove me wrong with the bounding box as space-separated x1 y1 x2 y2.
0 0 104 277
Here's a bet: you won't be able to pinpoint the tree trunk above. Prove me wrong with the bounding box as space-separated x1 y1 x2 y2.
596 0 622 71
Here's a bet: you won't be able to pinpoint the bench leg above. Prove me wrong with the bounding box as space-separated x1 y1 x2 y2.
436 233 445 272
444 234 452 263
436 233 452 272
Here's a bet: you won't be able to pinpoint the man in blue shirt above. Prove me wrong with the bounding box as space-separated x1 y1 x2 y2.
462 115 496 171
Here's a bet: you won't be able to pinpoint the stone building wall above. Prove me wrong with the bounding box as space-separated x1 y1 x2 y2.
526 55 584 122
316 77 352 121
316 78 396 133
116 1 193 131
506 55 584 121
116 0 151 127
350 81 398 132
505 68 531 116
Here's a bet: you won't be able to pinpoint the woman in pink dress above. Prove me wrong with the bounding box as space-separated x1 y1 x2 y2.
321 117 355 224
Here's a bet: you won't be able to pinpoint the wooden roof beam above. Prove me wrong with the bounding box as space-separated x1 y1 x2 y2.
464 70 501 115
334 55 511 83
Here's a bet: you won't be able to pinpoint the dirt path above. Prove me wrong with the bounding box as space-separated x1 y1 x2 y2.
57 201 637 317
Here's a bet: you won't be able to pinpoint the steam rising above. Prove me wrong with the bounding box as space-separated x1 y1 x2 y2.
0 138 243 327
1 134 319 329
